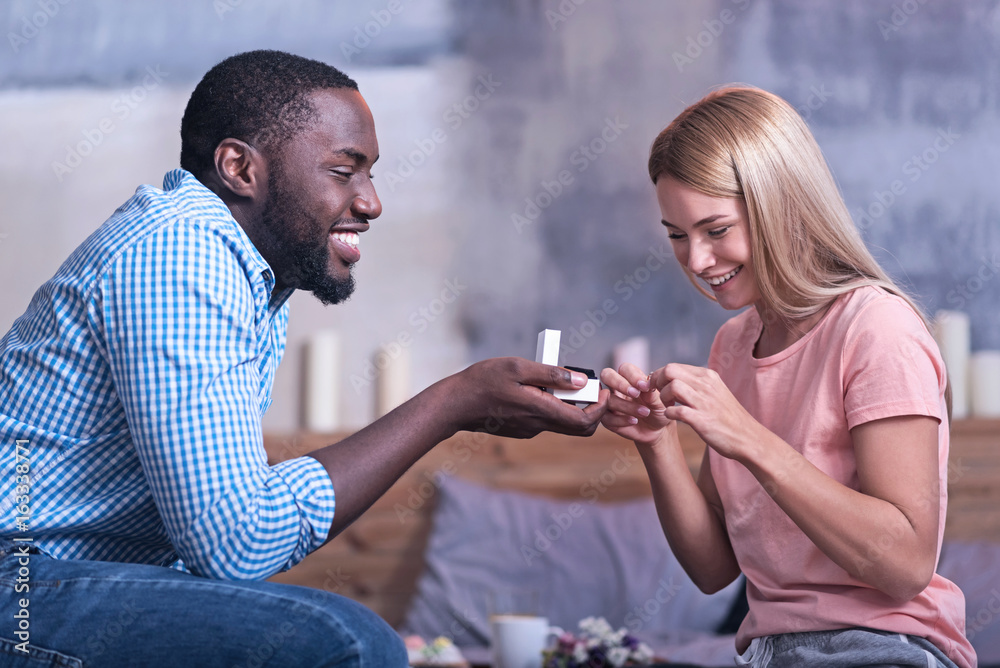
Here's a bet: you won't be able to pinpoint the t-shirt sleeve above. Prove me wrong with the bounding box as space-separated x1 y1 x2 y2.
841 295 946 430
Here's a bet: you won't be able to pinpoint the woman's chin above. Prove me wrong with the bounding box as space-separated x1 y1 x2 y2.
714 289 756 311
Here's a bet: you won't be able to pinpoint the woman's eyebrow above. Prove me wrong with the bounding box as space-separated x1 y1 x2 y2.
661 214 728 229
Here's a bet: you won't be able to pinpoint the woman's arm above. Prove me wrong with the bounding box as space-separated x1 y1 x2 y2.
656 363 941 602
641 433 743 593
600 365 741 593
742 414 940 601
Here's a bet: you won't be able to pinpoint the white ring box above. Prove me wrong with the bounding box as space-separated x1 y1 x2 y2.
534 329 600 404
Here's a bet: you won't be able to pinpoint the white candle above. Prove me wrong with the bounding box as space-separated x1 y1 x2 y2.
375 344 411 418
971 351 1000 418
303 330 341 432
613 336 651 375
933 310 970 420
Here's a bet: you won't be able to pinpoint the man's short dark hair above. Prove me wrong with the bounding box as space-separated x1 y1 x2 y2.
180 50 358 180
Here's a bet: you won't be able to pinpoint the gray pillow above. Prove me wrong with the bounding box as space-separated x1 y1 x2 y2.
400 474 742 648
937 540 1000 665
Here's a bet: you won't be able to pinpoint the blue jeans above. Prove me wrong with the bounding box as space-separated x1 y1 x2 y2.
0 538 407 667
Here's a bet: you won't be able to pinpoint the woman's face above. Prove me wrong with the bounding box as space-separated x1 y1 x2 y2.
655 175 760 311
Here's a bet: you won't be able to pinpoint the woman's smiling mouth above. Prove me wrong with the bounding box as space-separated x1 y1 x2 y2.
705 265 742 288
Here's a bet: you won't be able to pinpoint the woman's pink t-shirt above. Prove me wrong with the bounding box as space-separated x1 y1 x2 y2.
707 286 975 668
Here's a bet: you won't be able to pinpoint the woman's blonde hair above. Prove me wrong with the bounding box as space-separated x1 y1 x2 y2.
649 86 951 418
648 85 926 325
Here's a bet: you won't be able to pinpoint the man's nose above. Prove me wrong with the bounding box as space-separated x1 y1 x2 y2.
354 179 382 220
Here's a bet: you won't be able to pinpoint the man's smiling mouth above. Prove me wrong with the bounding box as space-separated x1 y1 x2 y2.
330 230 359 249
329 230 361 264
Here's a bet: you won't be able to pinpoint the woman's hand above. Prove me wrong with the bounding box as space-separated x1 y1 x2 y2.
651 363 763 461
599 363 674 447
601 363 742 594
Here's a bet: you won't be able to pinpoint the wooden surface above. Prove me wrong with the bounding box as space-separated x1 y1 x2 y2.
263 419 1000 628
945 418 1000 542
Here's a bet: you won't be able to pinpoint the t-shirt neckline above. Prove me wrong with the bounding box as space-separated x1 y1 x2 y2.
747 296 842 367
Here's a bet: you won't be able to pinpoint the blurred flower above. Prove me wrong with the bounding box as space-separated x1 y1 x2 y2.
542 617 654 668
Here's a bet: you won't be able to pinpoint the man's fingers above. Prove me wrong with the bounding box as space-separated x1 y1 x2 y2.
579 389 610 420
540 364 590 390
532 382 607 427
489 357 586 391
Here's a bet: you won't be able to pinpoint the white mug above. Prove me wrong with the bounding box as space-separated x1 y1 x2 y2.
490 614 554 668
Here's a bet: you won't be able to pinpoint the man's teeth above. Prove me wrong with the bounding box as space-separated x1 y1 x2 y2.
706 266 741 286
331 231 359 248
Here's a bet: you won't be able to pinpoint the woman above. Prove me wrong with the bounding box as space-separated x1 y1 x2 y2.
601 87 975 668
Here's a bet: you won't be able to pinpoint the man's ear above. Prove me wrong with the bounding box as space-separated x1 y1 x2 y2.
212 138 266 201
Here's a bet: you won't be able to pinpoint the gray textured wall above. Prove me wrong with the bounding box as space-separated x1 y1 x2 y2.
3 0 998 406
448 0 1000 369
2 0 453 85
732 0 1000 353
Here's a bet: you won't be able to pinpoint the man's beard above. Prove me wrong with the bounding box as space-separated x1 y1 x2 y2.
261 169 356 306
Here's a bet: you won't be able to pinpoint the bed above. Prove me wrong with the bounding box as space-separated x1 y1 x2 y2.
264 419 1000 666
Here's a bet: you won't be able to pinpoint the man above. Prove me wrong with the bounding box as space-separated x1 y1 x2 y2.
0 50 607 666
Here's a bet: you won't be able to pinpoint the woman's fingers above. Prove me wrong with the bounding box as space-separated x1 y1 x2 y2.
659 377 689 409
663 402 689 423
649 362 697 390
655 363 721 409
600 366 646 398
601 411 639 430
607 390 651 418
618 363 652 393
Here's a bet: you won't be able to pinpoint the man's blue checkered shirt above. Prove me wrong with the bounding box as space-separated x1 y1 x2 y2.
0 169 336 580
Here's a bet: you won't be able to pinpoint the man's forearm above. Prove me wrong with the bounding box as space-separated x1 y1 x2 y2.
307 357 606 541
307 375 461 540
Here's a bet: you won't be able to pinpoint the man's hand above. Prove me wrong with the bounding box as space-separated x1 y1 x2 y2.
309 356 607 540
447 357 609 438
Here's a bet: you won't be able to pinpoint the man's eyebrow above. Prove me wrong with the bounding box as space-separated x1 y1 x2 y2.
661 213 728 229
333 148 379 164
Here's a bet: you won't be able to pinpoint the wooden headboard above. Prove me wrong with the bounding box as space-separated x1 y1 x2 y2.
263 419 1000 628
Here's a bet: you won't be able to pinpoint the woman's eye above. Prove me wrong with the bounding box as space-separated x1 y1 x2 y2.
708 226 730 238
667 233 686 241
